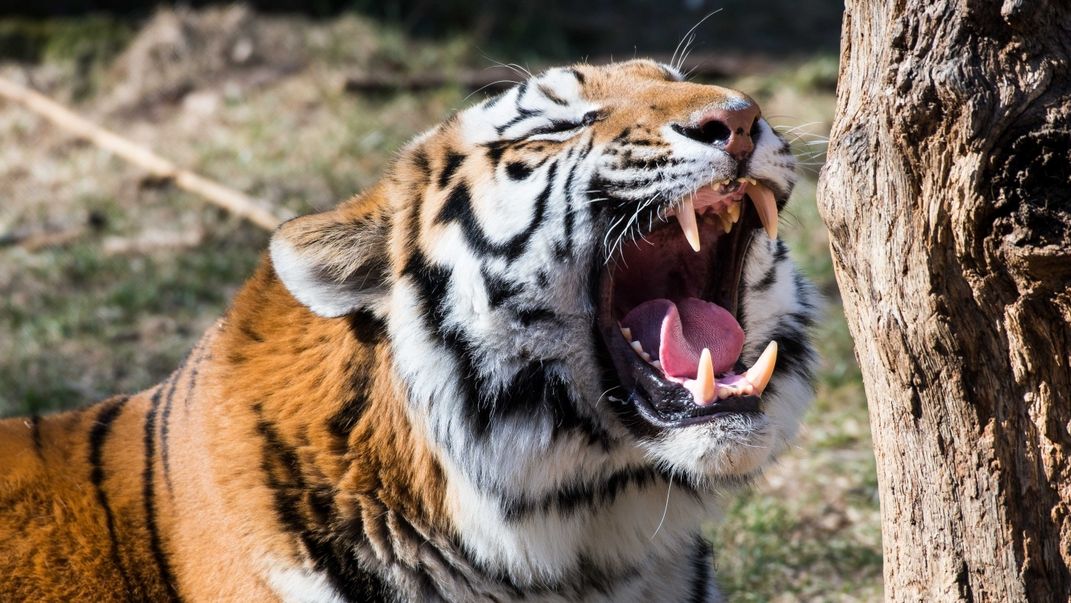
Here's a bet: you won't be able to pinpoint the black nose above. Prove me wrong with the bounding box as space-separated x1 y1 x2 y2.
673 101 761 161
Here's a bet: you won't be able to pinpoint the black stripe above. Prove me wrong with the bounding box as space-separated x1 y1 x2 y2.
556 150 583 260
537 83 568 106
348 308 387 343
436 162 557 261
327 311 380 451
143 387 182 601
621 138 666 148
477 359 611 445
411 148 430 179
688 536 713 603
614 155 682 171
751 263 779 292
402 175 426 275
566 68 585 84
495 106 542 135
484 141 508 168
29 415 43 459
773 239 789 262
766 324 816 386
501 466 658 521
88 396 136 598
513 306 557 326
438 151 465 189
481 267 523 307
161 350 195 497
403 251 603 444
252 403 390 601
505 161 533 181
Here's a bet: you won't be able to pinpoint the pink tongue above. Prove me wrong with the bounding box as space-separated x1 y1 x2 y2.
621 298 744 379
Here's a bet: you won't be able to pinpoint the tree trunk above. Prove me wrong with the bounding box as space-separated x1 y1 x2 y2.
817 1 1071 601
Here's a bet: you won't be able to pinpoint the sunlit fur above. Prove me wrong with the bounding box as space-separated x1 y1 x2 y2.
0 60 815 602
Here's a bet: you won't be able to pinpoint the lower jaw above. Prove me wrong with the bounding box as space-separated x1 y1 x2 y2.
629 390 761 429
597 205 767 430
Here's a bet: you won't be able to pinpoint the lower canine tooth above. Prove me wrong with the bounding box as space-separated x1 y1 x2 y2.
677 196 701 252
697 348 715 403
745 341 778 394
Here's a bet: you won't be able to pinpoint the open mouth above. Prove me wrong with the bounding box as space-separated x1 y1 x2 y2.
598 178 781 428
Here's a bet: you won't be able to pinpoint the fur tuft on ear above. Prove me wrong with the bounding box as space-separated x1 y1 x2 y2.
269 206 391 318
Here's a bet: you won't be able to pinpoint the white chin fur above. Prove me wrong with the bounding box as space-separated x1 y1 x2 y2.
641 366 814 485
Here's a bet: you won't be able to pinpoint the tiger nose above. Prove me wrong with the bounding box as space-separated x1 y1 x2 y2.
689 101 760 160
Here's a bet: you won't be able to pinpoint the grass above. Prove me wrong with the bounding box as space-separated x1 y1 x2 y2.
0 10 880 601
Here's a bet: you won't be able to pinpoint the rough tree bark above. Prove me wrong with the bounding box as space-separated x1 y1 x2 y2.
817 1 1070 601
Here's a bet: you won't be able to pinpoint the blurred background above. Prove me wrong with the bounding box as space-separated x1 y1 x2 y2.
0 1 879 600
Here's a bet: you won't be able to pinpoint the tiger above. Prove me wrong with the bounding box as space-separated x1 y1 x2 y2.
0 59 816 602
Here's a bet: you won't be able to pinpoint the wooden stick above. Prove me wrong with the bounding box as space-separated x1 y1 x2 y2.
0 75 285 232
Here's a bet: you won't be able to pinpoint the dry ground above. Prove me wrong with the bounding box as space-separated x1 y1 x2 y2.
0 8 880 600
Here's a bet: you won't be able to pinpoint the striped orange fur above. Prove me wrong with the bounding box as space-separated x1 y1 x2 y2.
0 60 817 601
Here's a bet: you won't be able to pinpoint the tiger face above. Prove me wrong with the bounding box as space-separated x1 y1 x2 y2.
270 59 816 584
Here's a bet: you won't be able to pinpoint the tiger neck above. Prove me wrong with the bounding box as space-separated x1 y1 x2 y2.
207 258 706 596
210 259 451 536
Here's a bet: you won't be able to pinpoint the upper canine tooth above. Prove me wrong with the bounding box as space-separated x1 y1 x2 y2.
620 327 632 341
745 341 778 395
677 196 701 252
747 182 778 239
697 348 715 403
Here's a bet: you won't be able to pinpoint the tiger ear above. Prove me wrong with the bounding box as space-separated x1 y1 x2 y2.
269 207 391 318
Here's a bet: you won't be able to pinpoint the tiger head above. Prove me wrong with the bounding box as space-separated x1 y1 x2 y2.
270 60 816 496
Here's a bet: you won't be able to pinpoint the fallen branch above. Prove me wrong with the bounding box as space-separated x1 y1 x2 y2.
0 75 285 232
0 225 86 251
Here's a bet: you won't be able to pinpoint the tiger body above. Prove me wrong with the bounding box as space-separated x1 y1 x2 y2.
0 60 816 602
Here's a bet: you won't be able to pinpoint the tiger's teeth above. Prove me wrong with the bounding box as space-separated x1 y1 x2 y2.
697 348 715 403
676 196 701 252
748 182 778 239
631 341 644 355
651 360 662 370
745 341 778 395
727 201 741 224
718 213 733 233
620 327 632 341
